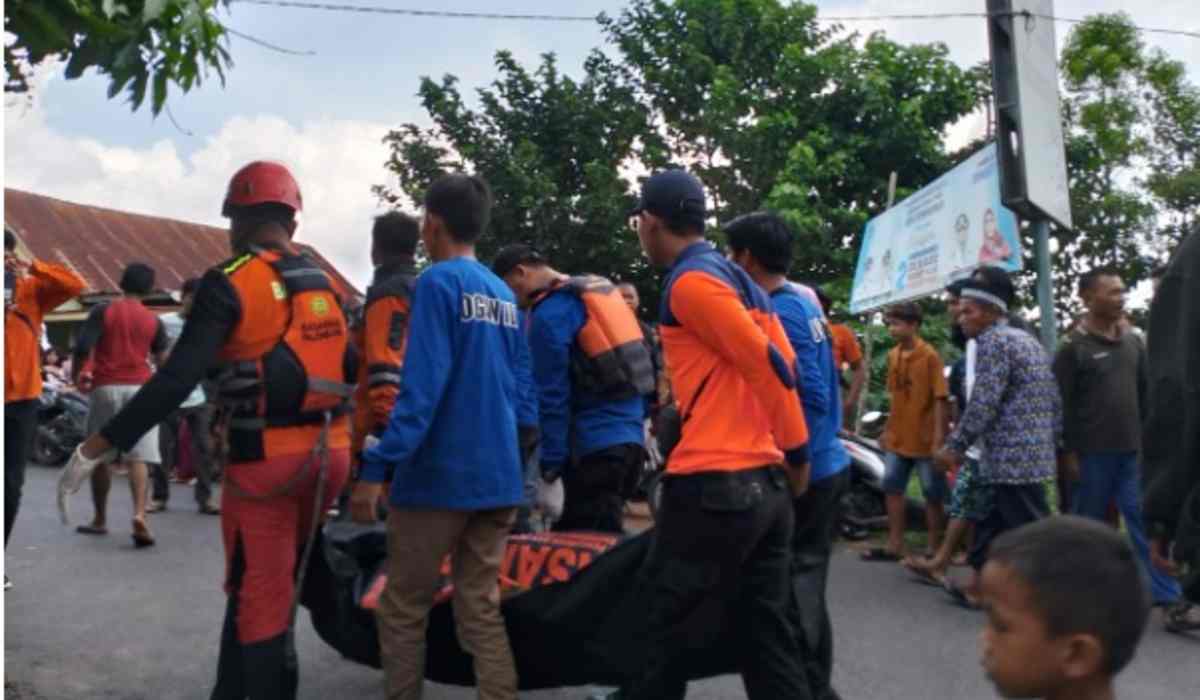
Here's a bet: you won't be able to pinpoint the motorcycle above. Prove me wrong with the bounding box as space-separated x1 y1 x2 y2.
642 408 924 539
33 384 89 466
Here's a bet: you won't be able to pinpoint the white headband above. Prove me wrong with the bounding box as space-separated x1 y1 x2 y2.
962 287 1008 312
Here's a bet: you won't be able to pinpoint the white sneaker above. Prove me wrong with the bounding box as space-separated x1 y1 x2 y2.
4 576 12 591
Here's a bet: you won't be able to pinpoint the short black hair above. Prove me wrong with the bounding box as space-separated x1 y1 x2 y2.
226 202 296 230
119 263 156 295
989 516 1150 675
1078 267 1122 295
813 285 833 316
424 173 492 244
1150 264 1168 280
723 212 794 275
886 301 923 325
181 278 201 297
4 230 16 252
372 211 420 258
971 265 1017 306
491 244 546 279
945 278 969 299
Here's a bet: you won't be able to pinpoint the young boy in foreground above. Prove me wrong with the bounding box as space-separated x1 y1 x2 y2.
979 516 1151 700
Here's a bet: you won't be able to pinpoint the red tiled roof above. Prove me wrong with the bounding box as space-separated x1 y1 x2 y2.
4 188 362 302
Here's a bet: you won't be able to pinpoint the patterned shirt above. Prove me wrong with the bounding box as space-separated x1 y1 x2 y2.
946 320 1062 485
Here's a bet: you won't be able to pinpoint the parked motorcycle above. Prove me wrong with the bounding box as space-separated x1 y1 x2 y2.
33 385 88 466
643 408 923 539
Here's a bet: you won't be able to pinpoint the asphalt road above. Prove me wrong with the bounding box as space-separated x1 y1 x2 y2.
5 464 1198 699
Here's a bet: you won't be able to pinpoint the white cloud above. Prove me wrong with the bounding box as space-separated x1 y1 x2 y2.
4 77 392 290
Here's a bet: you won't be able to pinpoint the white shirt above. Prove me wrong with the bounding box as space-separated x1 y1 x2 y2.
159 312 206 409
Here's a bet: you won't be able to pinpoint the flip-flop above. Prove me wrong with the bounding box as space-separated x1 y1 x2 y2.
131 520 156 549
944 578 982 610
75 525 108 535
860 547 902 562
902 559 946 587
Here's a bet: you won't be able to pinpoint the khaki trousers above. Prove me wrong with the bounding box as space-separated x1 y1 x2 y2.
377 507 519 700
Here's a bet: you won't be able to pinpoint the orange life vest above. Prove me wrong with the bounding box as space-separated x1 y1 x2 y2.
534 275 655 400
215 248 355 463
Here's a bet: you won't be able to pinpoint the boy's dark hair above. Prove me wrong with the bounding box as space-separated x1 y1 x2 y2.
1150 264 1168 280
723 212 794 275
372 211 420 258
491 244 547 279
971 265 1017 306
181 278 201 297
226 202 296 230
119 263 156 295
813 285 833 316
990 515 1150 675
885 301 923 325
4 230 16 252
945 278 969 299
424 174 492 244
1078 267 1122 296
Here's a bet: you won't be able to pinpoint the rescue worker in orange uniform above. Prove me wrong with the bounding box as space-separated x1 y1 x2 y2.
72 161 355 698
492 244 652 534
5 230 86 572
350 212 419 480
624 170 813 699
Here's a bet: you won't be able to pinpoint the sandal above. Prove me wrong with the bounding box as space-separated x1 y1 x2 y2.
944 578 982 610
902 559 946 587
131 519 156 549
1164 602 1200 635
860 547 902 562
75 524 108 536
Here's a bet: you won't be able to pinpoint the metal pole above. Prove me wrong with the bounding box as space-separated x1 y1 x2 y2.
855 172 898 434
1033 218 1056 351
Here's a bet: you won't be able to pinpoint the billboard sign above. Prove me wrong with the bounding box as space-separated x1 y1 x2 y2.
849 144 1023 313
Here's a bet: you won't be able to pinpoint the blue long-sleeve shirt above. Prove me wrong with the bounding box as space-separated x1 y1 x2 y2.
771 284 849 483
360 257 530 509
527 290 644 475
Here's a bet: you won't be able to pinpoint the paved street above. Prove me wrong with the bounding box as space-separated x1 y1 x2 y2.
5 464 1197 699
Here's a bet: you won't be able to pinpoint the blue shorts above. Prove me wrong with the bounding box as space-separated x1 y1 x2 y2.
882 453 948 504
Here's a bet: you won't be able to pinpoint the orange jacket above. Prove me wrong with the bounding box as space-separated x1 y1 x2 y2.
5 260 86 403
658 242 810 474
216 250 351 461
351 263 417 456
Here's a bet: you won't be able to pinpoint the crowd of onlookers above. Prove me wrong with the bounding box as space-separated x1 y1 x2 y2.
7 164 1200 700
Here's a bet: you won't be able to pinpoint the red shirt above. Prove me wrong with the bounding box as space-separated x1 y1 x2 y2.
77 299 167 388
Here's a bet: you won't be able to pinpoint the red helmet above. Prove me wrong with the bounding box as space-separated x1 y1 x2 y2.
222 161 303 217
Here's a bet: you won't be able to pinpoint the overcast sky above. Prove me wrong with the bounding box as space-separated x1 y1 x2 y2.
5 0 1199 288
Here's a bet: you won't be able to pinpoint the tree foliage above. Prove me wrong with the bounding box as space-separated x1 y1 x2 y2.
373 50 665 308
602 0 988 283
1052 13 1200 315
5 0 231 114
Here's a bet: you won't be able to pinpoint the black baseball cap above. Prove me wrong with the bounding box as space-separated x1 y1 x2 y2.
491 243 546 279
629 169 707 231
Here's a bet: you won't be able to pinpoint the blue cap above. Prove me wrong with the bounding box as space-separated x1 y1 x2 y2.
630 170 707 231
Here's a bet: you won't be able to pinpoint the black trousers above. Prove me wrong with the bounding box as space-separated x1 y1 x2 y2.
968 482 1050 571
5 399 39 548
622 466 813 700
789 470 849 700
155 403 217 507
553 443 642 534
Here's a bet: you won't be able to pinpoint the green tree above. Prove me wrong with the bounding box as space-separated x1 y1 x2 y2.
373 50 666 310
5 0 231 114
602 0 988 282
1051 13 1200 316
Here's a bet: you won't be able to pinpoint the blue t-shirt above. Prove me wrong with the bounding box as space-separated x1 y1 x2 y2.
771 284 849 482
527 289 644 474
361 257 532 509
